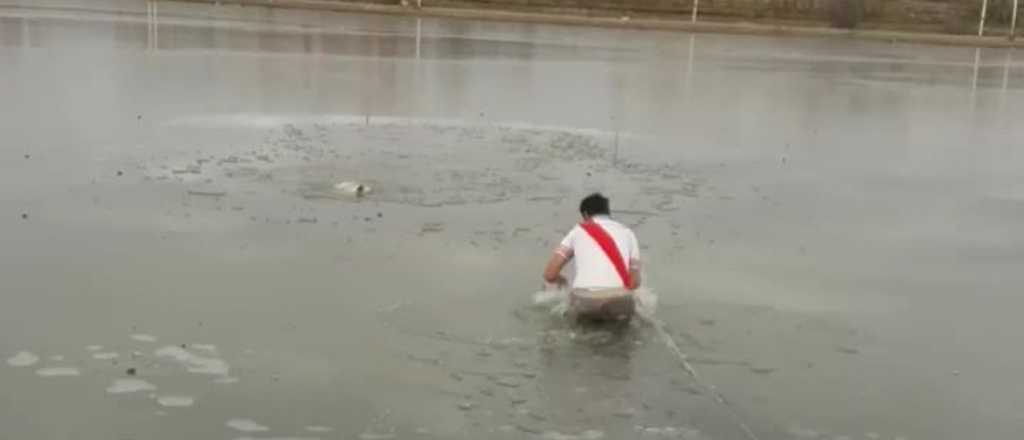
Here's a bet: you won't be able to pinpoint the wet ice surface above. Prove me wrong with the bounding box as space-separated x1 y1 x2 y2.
234 438 320 440
36 367 81 377
106 378 157 394
191 344 217 352
6 351 39 367
1 1 1023 440
226 418 271 433
303 426 333 433
154 345 230 376
92 352 119 360
156 395 195 407
130 334 158 343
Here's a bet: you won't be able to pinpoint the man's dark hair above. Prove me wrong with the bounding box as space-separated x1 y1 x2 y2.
579 193 610 217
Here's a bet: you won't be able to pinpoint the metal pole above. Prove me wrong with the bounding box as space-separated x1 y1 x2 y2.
1011 0 1019 41
691 0 699 23
978 0 989 36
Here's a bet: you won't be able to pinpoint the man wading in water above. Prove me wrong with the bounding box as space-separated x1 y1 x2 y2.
543 193 641 324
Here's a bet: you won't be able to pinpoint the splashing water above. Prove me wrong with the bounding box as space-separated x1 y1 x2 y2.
533 284 758 440
532 285 658 319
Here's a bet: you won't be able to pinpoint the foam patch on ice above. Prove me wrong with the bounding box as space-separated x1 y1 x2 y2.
226 419 270 432
93 352 119 360
191 344 218 352
36 367 80 377
7 351 39 367
358 434 396 440
131 334 158 342
635 426 703 438
86 345 103 352
235 438 319 440
107 379 157 394
304 426 333 433
155 346 230 375
541 430 604 440
157 395 195 407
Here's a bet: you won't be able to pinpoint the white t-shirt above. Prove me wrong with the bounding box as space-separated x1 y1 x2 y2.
555 216 640 290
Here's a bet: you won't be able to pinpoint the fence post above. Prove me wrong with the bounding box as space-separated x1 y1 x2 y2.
691 0 699 23
978 0 989 36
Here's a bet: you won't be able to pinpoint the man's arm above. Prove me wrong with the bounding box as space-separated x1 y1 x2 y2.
628 230 642 289
628 262 641 289
545 229 575 287
543 252 569 287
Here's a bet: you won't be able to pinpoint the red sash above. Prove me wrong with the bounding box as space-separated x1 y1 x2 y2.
579 220 634 290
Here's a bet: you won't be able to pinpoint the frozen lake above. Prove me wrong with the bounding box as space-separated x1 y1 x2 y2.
1 2 1023 439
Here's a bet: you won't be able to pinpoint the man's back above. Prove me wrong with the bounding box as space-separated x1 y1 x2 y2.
556 216 640 290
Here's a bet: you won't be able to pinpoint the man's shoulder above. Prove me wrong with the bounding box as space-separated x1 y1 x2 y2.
561 224 582 241
598 218 633 233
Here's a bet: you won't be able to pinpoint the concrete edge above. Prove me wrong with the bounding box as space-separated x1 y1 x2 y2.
170 0 1022 49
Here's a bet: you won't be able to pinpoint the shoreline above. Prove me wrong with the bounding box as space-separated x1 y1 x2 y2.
172 0 1024 48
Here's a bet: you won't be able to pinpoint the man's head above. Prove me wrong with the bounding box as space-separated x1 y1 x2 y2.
579 193 610 219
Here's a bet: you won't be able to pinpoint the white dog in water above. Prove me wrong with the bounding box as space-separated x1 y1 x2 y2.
333 181 371 197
